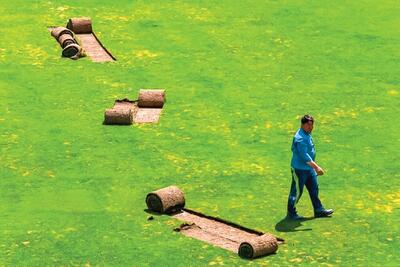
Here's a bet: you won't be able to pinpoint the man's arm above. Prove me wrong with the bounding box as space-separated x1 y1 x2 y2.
297 141 325 175
307 161 325 176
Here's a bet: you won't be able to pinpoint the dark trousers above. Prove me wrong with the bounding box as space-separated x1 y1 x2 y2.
287 168 324 215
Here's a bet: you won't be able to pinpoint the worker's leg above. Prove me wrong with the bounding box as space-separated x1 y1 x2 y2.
305 170 324 212
287 168 306 216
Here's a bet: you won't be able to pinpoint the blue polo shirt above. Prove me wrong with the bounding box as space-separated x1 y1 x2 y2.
291 128 316 170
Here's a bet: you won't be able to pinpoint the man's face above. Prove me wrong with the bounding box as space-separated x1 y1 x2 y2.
302 121 314 133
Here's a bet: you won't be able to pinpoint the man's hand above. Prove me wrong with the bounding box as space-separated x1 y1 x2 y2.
316 167 325 176
307 161 325 176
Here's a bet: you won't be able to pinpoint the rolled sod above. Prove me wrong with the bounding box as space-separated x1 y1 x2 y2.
104 108 133 125
138 89 166 108
62 43 82 58
51 27 74 39
146 186 185 214
114 99 135 109
67 17 92 34
238 234 278 259
58 34 76 48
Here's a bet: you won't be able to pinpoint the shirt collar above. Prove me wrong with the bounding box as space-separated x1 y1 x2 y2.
300 128 310 136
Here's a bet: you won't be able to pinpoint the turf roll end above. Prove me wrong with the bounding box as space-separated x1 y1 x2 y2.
104 108 133 125
238 234 278 259
67 17 92 34
138 89 166 108
58 34 76 48
62 43 82 59
146 186 185 214
51 27 74 39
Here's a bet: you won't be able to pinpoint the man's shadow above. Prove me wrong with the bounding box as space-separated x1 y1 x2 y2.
275 216 314 232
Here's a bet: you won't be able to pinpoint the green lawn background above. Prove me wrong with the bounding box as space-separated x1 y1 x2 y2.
0 0 399 265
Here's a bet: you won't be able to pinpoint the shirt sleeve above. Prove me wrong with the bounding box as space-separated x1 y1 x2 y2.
296 139 313 163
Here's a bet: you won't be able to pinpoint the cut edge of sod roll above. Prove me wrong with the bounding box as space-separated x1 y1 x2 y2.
62 43 82 59
104 108 133 125
138 89 166 108
67 17 93 34
58 34 76 48
146 185 185 214
238 234 278 259
51 27 74 39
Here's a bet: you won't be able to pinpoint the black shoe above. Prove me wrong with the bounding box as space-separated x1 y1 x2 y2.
314 209 334 218
286 213 305 220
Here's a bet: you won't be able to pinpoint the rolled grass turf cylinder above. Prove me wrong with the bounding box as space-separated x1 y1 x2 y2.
67 17 92 34
138 89 166 108
114 99 134 110
58 34 76 48
51 27 74 39
238 234 278 259
146 186 185 214
62 43 82 59
104 108 133 125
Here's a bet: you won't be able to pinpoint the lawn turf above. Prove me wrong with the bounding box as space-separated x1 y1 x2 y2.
0 0 399 266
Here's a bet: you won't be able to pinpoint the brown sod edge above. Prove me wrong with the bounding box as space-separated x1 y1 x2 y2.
76 33 115 62
103 99 163 124
134 108 163 123
138 89 165 108
146 186 185 214
171 209 283 255
145 185 282 258
238 234 278 259
48 26 116 62
178 208 284 242
133 89 166 123
104 99 136 125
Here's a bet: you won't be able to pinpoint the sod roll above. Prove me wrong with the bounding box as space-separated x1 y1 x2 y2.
146 186 185 214
67 18 92 34
58 34 76 48
114 99 134 110
104 108 133 125
138 89 166 108
62 43 82 59
51 27 74 39
238 234 278 259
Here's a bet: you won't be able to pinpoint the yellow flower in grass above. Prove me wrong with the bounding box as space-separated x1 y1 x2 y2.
134 50 158 59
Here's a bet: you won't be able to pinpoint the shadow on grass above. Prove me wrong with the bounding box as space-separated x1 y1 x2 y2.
275 216 314 232
144 208 163 215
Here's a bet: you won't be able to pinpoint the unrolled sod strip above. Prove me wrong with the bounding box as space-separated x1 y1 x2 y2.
66 17 115 62
238 234 278 259
133 89 166 123
146 186 282 258
49 18 115 62
134 108 163 124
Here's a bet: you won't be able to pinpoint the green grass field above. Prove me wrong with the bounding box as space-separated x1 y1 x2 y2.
1 0 399 265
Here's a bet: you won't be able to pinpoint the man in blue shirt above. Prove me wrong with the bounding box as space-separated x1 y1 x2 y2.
287 115 333 220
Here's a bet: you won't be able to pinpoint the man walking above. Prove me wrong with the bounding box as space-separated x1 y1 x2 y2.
287 115 333 220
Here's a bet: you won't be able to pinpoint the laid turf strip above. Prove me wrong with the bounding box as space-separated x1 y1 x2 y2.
49 18 115 62
2 0 399 265
76 33 114 62
173 209 279 256
104 90 166 124
146 186 281 257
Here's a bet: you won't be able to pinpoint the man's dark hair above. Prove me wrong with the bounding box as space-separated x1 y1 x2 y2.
301 114 314 124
